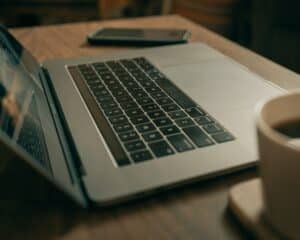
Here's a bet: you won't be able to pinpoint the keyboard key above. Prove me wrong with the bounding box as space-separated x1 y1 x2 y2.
145 86 161 93
119 131 139 142
120 101 138 109
203 123 223 134
136 122 156 133
100 100 118 109
147 110 166 119
130 70 144 77
92 62 106 70
168 110 187 119
161 104 180 112
110 115 128 125
89 83 106 91
126 108 143 118
194 116 212 125
183 126 214 147
123 80 139 89
131 115 149 125
93 89 110 97
154 76 197 109
118 75 132 83
113 89 128 98
160 125 180 135
142 103 159 112
101 74 115 82
143 81 156 88
149 141 174 157
186 108 205 118
115 95 133 103
114 122 133 133
103 77 118 85
156 97 173 105
211 132 234 143
150 91 167 99
153 117 173 127
96 95 114 103
136 97 154 106
109 84 123 92
105 108 123 117
84 74 100 82
142 131 163 142
125 140 146 152
131 150 153 163
129 88 147 98
168 134 194 152
175 118 195 127
135 75 150 83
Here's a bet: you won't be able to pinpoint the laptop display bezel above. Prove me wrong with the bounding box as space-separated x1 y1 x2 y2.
0 25 87 206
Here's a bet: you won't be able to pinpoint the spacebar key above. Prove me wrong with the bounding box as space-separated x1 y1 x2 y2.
155 77 197 109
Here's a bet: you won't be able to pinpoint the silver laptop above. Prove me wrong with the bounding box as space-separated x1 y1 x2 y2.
0 26 284 206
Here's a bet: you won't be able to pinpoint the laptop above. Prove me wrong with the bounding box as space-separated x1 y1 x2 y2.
0 26 284 206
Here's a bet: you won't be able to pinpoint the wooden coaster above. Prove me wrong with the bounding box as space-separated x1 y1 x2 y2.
228 179 280 240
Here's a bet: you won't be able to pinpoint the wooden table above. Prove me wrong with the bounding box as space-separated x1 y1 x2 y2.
3 15 299 240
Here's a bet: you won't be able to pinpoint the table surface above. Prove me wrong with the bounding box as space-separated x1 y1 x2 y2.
3 15 299 240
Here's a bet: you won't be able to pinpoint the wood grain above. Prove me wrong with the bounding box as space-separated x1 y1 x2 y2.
2 15 299 240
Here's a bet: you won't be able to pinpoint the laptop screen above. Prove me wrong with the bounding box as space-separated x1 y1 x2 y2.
0 26 52 172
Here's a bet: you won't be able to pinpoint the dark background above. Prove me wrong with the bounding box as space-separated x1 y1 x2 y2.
0 0 299 73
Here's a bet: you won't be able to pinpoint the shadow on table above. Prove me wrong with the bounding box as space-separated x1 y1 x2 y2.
0 167 256 240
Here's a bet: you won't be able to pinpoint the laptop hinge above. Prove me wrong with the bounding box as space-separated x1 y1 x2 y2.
39 67 86 178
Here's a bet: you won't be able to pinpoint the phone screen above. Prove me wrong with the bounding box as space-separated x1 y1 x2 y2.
93 28 187 41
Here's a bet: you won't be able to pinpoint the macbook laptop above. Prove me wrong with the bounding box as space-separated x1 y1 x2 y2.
0 26 284 206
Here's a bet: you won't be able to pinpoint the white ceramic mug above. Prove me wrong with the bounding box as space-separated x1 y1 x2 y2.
256 91 300 239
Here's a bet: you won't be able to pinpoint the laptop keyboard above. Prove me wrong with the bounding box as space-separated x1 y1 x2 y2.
17 96 51 171
68 57 234 167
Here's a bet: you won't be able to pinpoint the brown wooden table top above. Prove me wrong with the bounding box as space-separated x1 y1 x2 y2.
3 15 299 240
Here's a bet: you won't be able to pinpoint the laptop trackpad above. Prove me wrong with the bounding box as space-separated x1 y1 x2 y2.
162 58 283 113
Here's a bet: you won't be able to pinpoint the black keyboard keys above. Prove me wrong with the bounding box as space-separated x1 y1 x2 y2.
136 122 156 133
211 132 234 143
114 122 133 133
126 108 143 118
150 91 167 99
203 123 223 134
186 107 205 118
136 97 154 106
142 131 163 142
119 131 139 142
147 110 166 119
194 116 212 125
75 58 236 167
131 150 153 163
183 126 214 147
104 108 123 117
160 125 180 135
149 141 174 157
168 110 187 119
156 97 173 105
175 118 195 128
131 115 149 125
125 140 146 152
153 117 172 127
161 104 180 112
142 103 159 112
110 115 128 125
120 101 138 109
168 134 194 152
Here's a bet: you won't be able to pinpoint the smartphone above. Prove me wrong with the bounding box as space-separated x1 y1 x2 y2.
87 27 191 46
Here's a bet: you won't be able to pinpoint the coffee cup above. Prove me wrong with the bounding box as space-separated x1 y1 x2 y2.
256 91 300 239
